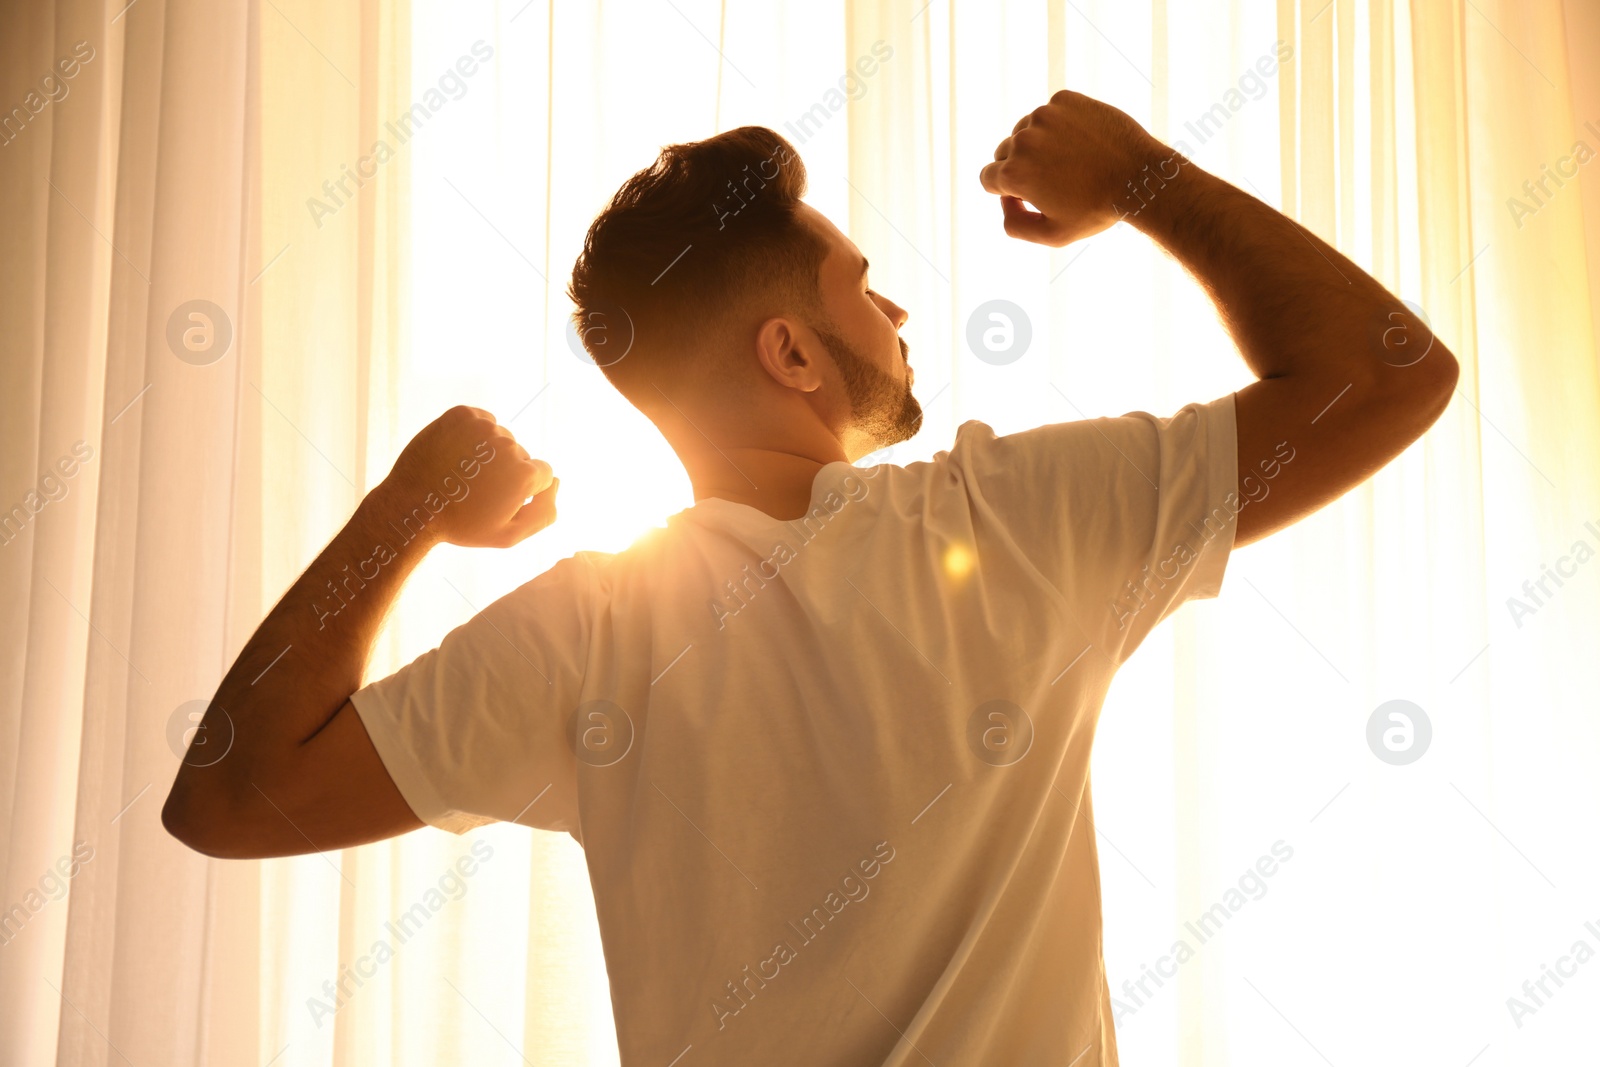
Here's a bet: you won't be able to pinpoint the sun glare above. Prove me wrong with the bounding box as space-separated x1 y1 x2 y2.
942 542 976 581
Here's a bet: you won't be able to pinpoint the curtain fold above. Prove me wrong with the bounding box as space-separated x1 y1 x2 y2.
1 0 1597 1064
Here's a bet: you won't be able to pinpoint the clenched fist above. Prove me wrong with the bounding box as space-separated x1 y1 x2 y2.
378 405 558 549
978 90 1174 247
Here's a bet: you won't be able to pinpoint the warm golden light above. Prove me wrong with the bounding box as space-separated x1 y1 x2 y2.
943 542 976 580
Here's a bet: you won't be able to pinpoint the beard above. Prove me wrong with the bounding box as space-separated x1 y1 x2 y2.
814 325 922 450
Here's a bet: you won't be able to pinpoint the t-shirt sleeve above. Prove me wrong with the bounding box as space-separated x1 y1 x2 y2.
348 553 596 836
953 392 1239 665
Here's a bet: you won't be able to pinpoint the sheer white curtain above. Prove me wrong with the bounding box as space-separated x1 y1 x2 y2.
3 0 1598 1064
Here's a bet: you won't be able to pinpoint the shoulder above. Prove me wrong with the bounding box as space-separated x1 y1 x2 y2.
500 548 617 605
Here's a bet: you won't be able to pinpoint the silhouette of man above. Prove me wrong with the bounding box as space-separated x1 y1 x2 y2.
164 91 1456 1065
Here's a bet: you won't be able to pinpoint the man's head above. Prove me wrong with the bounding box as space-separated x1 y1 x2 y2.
567 126 920 463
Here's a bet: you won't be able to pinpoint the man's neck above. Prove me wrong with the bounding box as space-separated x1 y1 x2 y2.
688 446 845 522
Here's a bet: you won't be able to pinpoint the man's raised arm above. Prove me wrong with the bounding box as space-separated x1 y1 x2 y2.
161 406 558 859
979 90 1459 546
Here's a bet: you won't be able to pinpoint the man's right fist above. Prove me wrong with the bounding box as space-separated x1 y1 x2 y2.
378 405 558 549
978 89 1172 247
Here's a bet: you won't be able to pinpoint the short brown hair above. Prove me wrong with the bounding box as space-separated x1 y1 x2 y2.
566 126 827 394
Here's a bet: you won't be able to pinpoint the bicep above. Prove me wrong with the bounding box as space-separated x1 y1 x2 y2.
244 699 423 857
1231 357 1456 547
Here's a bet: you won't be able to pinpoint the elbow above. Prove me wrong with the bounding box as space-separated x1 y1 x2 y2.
1430 340 1460 392
1354 335 1459 445
161 782 245 859
161 789 213 855
1375 330 1458 424
1420 340 1460 421
1374 302 1459 405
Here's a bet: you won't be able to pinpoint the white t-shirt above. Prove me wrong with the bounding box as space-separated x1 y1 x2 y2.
351 394 1239 1066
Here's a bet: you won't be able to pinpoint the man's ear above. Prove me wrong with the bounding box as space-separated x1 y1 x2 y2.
753 316 824 394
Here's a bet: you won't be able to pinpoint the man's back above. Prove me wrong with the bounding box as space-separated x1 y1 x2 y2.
348 398 1238 1065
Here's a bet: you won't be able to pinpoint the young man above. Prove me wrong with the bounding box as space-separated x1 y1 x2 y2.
163 91 1457 1064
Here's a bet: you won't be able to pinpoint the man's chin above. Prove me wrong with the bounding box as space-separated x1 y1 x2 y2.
878 397 922 450
902 401 923 441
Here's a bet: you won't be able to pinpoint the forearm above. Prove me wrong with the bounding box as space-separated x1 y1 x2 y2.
160 406 553 856
982 91 1458 545
164 479 437 816
1124 152 1426 385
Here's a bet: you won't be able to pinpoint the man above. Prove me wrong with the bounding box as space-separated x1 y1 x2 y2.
163 91 1457 1064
